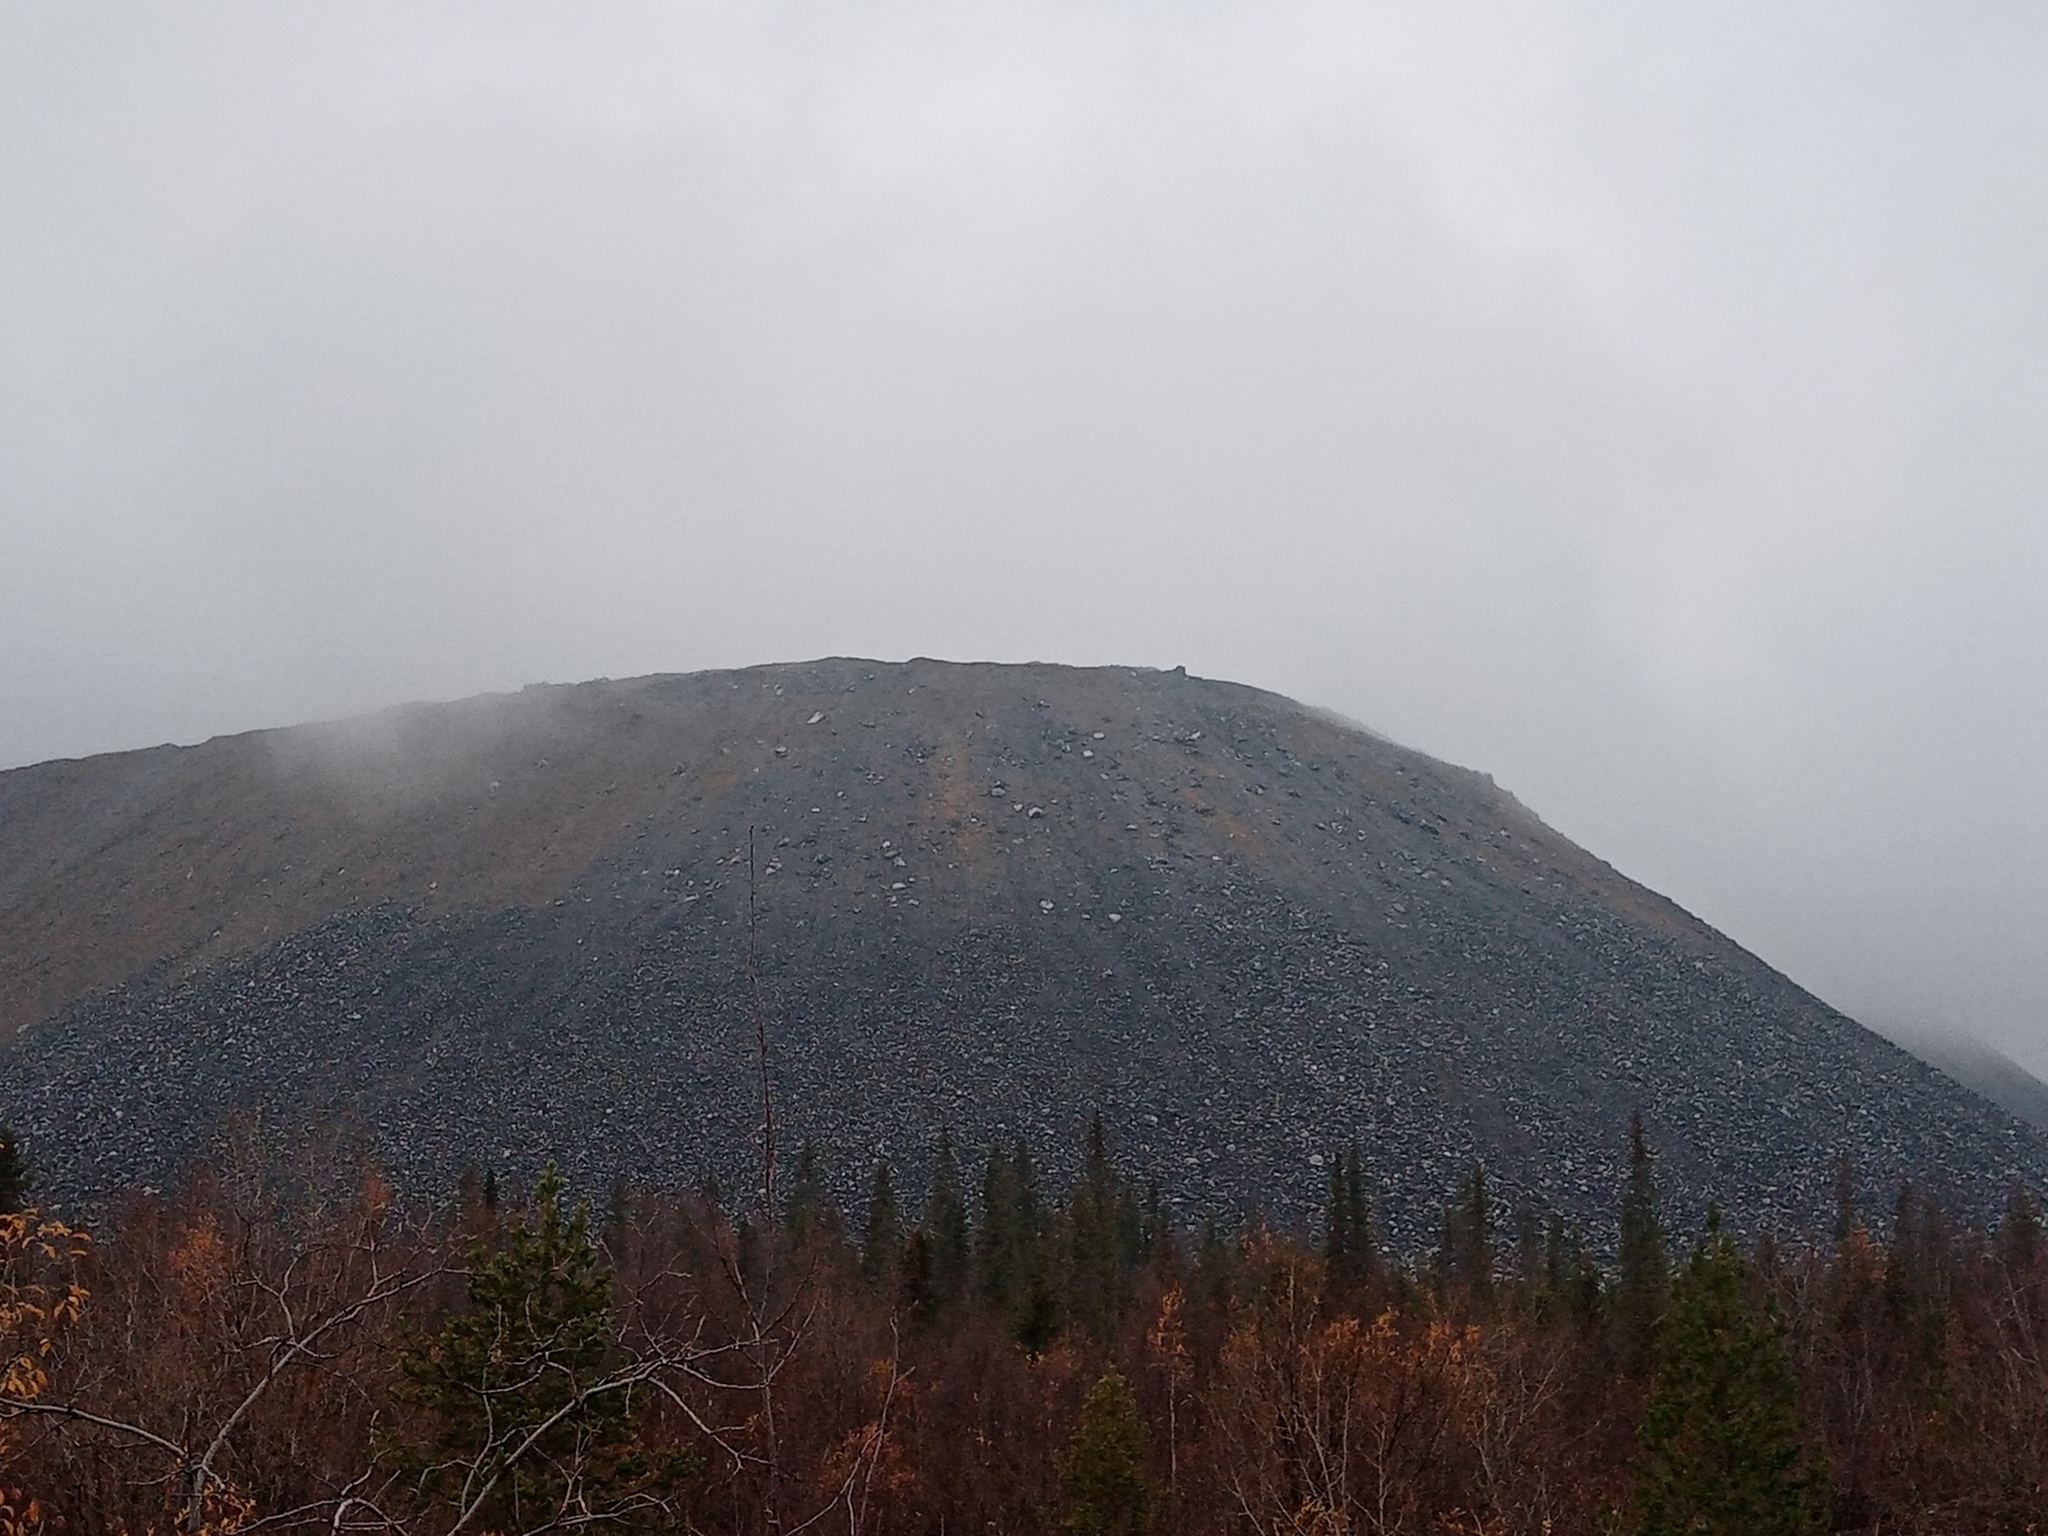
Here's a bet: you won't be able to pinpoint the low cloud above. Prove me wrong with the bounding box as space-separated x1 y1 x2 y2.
2 2 2043 1072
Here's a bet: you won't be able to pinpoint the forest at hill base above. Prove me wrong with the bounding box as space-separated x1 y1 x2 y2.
0 1114 2044 1535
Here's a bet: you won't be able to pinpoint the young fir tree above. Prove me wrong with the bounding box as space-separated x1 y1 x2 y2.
861 1160 903 1289
923 1126 971 1311
784 1138 838 1247
1014 1261 1062 1353
455 1166 491 1242
1060 1369 1153 1536
983 1143 1058 1351
1996 1182 2045 1337
1011 1145 1048 1254
399 1166 688 1527
1140 1180 1169 1274
1633 1210 1829 1536
1114 1152 1144 1275
1543 1215 1603 1327
605 1171 632 1261
979 1142 1053 1327
1438 1162 1493 1311
1881 1178 1929 1321
1327 1146 1376 1286
1194 1215 1235 1318
1616 1110 1669 1375
1342 1142 1376 1286
979 1147 1022 1309
1324 1149 1352 1283
1880 1179 1951 1390
1831 1153 1859 1249
1514 1204 1542 1292
1826 1155 1884 1353
1067 1115 1139 1339
1996 1181 2042 1276
898 1226 938 1328
0 1128 26 1215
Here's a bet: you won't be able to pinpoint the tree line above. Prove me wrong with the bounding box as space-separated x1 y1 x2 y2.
0 1112 2043 1533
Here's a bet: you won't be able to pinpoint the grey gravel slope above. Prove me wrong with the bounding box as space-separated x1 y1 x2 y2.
3 657 2041 1243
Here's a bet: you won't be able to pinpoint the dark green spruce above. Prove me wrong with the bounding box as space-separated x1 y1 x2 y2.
1617 1109 1669 1374
397 1166 690 1527
1060 1369 1152 1536
1633 1210 1829 1536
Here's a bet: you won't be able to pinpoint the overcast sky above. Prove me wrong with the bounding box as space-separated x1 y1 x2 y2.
3 3 2044 1073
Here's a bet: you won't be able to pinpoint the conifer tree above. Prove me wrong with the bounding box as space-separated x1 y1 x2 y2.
1997 1181 2042 1276
1825 1156 1882 1358
1014 1257 1062 1354
1617 1110 1669 1374
1543 1215 1603 1327
1195 1215 1234 1317
399 1166 687 1526
0 1128 26 1215
980 1147 1021 1308
1141 1180 1171 1274
1831 1153 1859 1248
898 1227 939 1328
1995 1180 2045 1342
974 1142 1058 1350
1060 1369 1152 1536
1880 1179 1951 1389
923 1126 971 1310
1634 1211 1829 1536
861 1161 903 1289
1544 1214 1568 1297
784 1138 837 1246
605 1171 632 1261
1114 1159 1144 1276
1881 1178 1924 1319
1324 1150 1350 1280
1514 1204 1542 1291
1011 1145 1046 1247
1438 1162 1493 1310
979 1141 1053 1330
1011 1145 1059 1350
1068 1115 1138 1339
1342 1141 1375 1285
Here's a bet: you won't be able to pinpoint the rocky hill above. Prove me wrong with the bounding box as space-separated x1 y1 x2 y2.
3 657 2042 1244
1876 1028 2048 1138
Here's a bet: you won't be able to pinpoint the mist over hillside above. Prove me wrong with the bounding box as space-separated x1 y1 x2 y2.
3 658 2041 1240
1872 1026 2048 1138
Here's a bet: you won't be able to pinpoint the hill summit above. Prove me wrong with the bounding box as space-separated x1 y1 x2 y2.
3 657 2041 1238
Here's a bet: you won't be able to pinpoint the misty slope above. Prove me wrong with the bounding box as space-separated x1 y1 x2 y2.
1878 1030 2048 1137
3 658 2041 1241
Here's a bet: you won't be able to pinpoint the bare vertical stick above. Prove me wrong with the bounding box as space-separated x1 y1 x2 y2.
747 823 782 1534
749 824 776 1226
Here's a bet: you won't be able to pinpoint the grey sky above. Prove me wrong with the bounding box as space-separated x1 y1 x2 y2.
3 4 2045 1073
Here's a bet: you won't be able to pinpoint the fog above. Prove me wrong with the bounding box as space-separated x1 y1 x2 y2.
3 4 2043 1075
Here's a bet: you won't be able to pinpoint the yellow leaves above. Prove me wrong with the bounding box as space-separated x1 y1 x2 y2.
818 1417 916 1504
0 1212 90 1536
1420 1317 1481 1375
0 1488 45 1536
1 1352 49 1406
0 1211 90 1411
1217 1292 1509 1536
169 1214 228 1299
1288 1497 1350 1535
1149 1285 1191 1383
194 1479 256 1534
867 1352 916 1403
